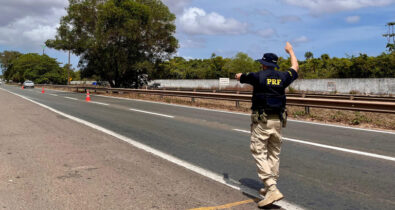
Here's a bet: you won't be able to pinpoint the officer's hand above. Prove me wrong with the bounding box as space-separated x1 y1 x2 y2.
285 42 293 54
235 73 242 81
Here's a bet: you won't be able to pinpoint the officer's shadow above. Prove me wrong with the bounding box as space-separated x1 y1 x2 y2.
223 173 284 210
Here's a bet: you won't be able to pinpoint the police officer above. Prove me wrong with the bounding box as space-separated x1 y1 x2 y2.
235 42 299 207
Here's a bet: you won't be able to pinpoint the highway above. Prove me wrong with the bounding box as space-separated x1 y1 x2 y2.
1 84 395 209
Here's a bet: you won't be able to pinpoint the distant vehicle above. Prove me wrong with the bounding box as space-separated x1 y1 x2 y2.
23 80 35 88
96 81 110 87
148 83 161 89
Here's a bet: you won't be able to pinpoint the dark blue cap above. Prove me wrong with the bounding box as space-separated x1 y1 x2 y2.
256 53 279 69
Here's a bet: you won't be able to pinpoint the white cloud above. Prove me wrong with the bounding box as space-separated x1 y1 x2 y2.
179 7 248 35
346 15 361 23
292 36 309 44
162 0 191 14
257 28 277 38
283 0 395 14
0 0 67 50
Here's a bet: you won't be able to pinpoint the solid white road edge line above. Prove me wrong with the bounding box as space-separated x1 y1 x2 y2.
90 101 109 106
95 94 395 135
129 108 174 118
0 88 304 210
64 97 78 101
288 119 395 135
233 129 395 162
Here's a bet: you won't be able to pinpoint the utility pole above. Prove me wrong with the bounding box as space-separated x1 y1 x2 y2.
42 45 46 55
68 50 71 85
383 22 395 52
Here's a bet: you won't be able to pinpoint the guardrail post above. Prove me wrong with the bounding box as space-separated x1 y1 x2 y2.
305 106 310 115
235 91 240 108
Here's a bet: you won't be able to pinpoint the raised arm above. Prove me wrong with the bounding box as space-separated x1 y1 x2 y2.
285 42 299 72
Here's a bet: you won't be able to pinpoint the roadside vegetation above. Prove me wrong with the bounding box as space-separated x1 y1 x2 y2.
0 51 78 84
151 51 395 80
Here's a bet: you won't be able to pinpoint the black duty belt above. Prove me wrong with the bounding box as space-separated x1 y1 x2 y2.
253 108 281 115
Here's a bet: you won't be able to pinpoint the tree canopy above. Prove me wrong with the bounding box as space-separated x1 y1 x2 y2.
47 0 178 88
150 51 395 80
0 51 22 79
1 53 69 84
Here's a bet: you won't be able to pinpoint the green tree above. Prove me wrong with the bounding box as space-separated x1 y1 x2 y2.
7 53 66 84
206 53 227 79
48 0 178 88
304 51 314 60
0 51 22 81
224 52 260 77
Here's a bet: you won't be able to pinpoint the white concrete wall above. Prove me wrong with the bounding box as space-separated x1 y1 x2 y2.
150 79 248 89
70 81 95 85
148 78 395 95
291 78 395 95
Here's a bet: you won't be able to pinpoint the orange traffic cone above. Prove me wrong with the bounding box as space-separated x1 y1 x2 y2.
21 86 24 90
86 90 91 102
41 87 45 94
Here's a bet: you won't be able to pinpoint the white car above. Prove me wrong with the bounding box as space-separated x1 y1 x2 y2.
23 80 35 88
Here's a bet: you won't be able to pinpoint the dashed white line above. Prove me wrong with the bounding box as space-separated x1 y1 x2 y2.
233 129 395 162
49 94 58 97
90 101 109 106
64 97 78 101
129 108 174 118
0 88 305 210
95 94 395 135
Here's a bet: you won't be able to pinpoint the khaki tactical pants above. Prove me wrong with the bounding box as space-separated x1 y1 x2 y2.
250 114 282 187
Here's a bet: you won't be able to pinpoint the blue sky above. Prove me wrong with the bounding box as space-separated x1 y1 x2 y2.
0 0 394 70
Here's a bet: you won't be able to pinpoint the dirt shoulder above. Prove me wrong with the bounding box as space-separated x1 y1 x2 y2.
0 89 259 210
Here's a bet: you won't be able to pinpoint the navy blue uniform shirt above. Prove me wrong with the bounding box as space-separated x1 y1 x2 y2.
240 68 298 110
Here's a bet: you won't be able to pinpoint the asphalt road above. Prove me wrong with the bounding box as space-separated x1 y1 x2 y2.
1 84 394 209
0 87 263 210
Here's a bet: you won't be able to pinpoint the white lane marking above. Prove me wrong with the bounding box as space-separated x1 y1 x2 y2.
64 97 78 101
1 88 304 210
38 88 69 93
30 86 393 135
233 129 395 162
97 94 250 116
90 101 109 106
96 95 395 135
129 108 174 118
288 119 395 135
49 94 58 97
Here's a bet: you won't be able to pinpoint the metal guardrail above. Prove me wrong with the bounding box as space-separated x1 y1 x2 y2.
36 84 395 114
155 87 395 103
